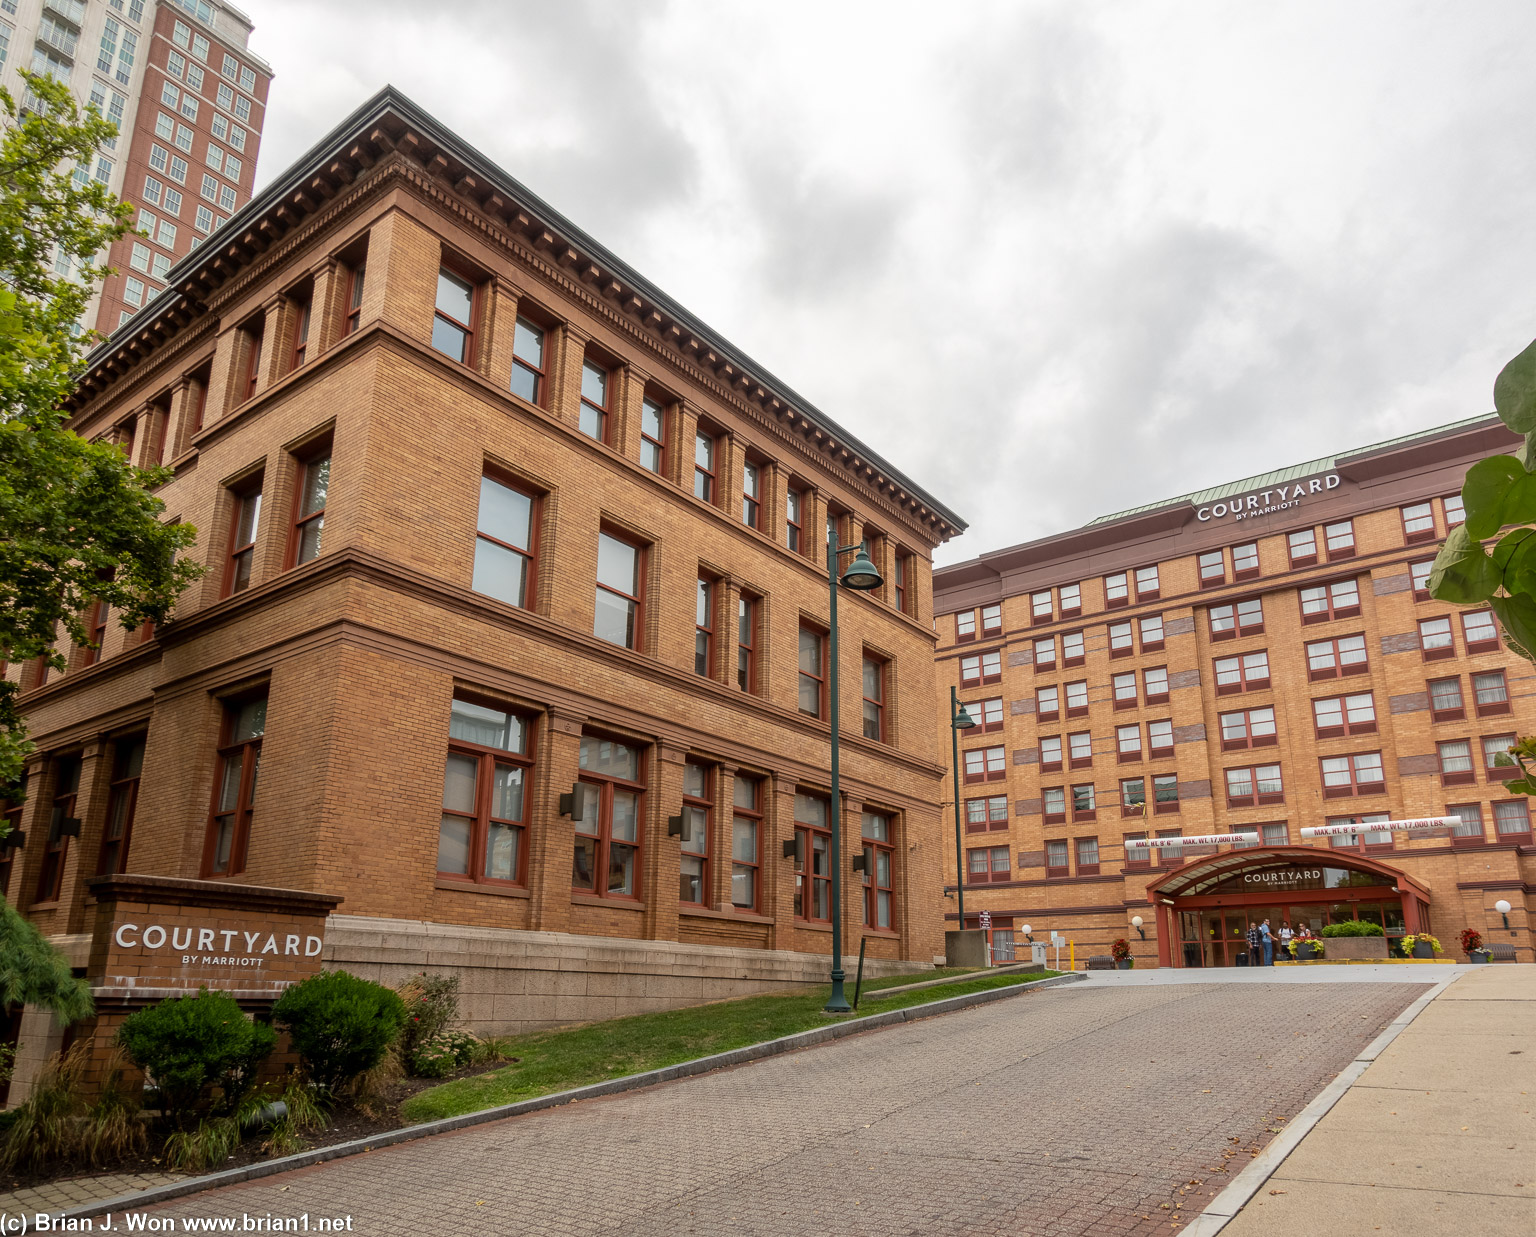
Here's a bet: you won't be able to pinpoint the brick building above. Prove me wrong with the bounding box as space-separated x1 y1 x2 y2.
934 416 1534 966
0 0 271 335
3 86 965 1077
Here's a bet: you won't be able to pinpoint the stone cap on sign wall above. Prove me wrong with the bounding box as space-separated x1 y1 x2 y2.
85 873 344 915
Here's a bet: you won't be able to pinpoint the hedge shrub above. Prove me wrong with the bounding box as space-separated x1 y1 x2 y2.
271 970 406 1093
1319 919 1385 938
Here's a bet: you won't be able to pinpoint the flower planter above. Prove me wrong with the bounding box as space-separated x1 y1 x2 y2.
1469 949 1492 964
1320 936 1387 960
1295 941 1321 960
1411 941 1435 959
1115 958 1133 970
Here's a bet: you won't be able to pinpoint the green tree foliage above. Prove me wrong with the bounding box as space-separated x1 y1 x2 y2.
0 73 202 811
0 896 92 1022
271 970 407 1093
1428 334 1536 792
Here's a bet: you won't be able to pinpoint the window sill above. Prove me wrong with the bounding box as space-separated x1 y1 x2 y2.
572 892 645 911
861 926 900 938
27 900 60 912
434 878 530 898
679 906 774 925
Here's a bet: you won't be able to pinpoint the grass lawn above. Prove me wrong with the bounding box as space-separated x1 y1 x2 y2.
401 969 1056 1123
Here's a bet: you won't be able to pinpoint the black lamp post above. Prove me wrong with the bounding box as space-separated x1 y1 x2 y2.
822 530 883 1014
949 687 976 933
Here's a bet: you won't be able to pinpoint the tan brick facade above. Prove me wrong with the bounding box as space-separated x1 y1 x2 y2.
935 419 1535 966
5 91 965 1055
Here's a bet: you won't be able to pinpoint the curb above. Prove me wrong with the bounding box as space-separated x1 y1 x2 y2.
28 971 1086 1230
1181 968 1468 1237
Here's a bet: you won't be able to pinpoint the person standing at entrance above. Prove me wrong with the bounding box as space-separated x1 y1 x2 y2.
1260 919 1274 966
1246 921 1262 967
1279 921 1293 957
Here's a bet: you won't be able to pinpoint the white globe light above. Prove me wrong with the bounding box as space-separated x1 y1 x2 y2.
1495 899 1512 914
1131 915 1144 928
1020 924 1031 935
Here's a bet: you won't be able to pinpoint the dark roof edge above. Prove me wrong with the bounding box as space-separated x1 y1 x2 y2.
85 86 966 535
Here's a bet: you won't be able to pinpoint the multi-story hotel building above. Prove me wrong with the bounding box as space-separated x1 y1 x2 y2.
2 87 965 1092
0 0 271 334
935 416 1534 967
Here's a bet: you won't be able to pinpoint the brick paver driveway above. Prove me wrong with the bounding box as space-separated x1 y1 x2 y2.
141 979 1425 1237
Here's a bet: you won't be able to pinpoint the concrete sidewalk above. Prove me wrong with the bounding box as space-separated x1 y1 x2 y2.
1216 965 1535 1236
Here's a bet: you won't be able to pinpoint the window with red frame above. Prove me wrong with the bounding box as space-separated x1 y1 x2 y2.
1220 705 1277 750
694 577 715 678
1139 614 1165 651
956 611 977 642
1306 635 1367 680
785 487 805 554
893 552 912 615
693 430 719 503
678 760 711 905
595 531 644 651
965 794 1009 832
1225 763 1283 807
1320 751 1384 798
960 649 1000 686
1116 724 1141 762
1057 584 1081 618
793 791 831 920
1151 828 1183 866
511 316 550 406
1135 565 1160 600
289 450 329 567
1121 776 1146 818
288 292 311 371
1034 635 1056 668
1231 541 1260 580
1493 799 1532 841
1447 803 1483 843
1045 839 1069 877
1123 830 1150 868
1410 559 1434 599
1030 590 1052 624
473 474 537 609
799 624 827 717
1067 731 1093 769
736 594 757 693
1036 684 1059 721
1043 787 1066 823
96 736 145 876
1437 739 1474 785
35 756 80 902
1419 616 1454 660
967 844 1010 884
1104 571 1128 607
862 810 896 928
1209 596 1263 640
1300 578 1361 624
1287 528 1318 567
187 365 211 439
1061 630 1085 666
1151 773 1179 814
1326 813 1392 851
1443 493 1465 528
1428 676 1464 721
1462 610 1498 653
862 655 887 741
342 261 366 337
1112 671 1137 710
1312 692 1376 738
578 358 611 443
1070 783 1096 820
224 481 262 596
204 695 265 877
439 698 534 887
638 396 665 472
1198 550 1225 587
1147 719 1174 757
1401 501 1436 543
731 775 762 911
963 745 1005 783
573 734 645 899
1065 680 1088 716
1215 650 1270 693
741 459 763 531
981 603 1003 635
1075 836 1100 876
1143 666 1169 703
1473 670 1510 716
970 697 1004 732
431 266 476 365
1039 735 1062 771
239 320 262 402
1324 520 1355 559
1108 622 1132 658
1483 734 1518 781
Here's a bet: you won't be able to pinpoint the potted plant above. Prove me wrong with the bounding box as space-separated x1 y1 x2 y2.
1460 928 1491 964
1289 937 1324 960
1400 933 1443 960
1110 938 1134 970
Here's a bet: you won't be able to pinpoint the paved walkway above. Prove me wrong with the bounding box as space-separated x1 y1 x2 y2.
124 978 1426 1237
0 1171 184 1215
1077 963 1459 987
1217 964 1535 1236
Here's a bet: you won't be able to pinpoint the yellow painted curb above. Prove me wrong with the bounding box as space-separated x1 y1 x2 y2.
1274 958 1456 965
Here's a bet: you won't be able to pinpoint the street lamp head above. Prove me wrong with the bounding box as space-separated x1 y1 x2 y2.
953 705 977 730
839 549 883 591
1495 899 1512 914
1130 915 1143 928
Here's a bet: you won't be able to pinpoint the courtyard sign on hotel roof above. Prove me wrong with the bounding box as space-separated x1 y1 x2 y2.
1196 473 1340 522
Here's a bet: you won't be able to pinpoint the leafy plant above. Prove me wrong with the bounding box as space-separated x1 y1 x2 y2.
1319 919 1385 938
1286 938 1325 956
408 1035 461 1079
0 1041 144 1172
1400 933 1443 956
0 898 93 1023
271 969 406 1094
1110 938 1131 961
116 989 276 1129
396 973 460 1071
1460 928 1485 954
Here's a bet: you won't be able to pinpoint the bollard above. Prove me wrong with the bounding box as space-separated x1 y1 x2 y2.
1069 941 1075 971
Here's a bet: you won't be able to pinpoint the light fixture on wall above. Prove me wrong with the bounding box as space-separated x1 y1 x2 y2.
1131 914 1145 941
557 783 592 819
1019 923 1032 942
1495 899 1513 931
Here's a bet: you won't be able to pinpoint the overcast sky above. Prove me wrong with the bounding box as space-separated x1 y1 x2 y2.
246 1 1536 565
